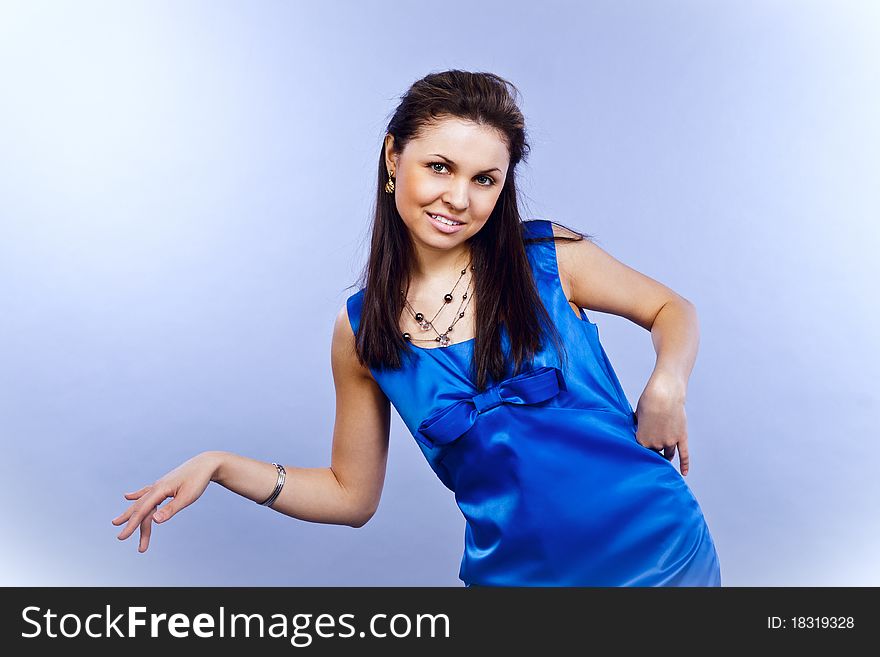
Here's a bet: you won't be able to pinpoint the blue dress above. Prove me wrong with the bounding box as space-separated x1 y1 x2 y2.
346 219 721 586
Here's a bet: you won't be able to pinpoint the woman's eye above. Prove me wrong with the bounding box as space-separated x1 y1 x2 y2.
428 162 494 186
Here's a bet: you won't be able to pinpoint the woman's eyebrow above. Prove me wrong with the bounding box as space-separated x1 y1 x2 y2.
428 153 502 174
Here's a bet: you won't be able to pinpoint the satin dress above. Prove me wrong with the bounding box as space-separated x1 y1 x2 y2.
346 219 721 586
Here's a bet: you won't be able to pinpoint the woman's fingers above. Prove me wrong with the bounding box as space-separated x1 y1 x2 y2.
141 504 157 551
124 485 151 500
138 505 156 552
111 506 135 526
112 484 158 528
152 487 197 523
678 438 690 476
112 484 154 526
153 502 174 523
117 490 170 540
115 455 217 551
677 433 690 475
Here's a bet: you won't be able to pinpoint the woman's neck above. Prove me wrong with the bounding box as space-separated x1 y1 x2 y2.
410 241 472 283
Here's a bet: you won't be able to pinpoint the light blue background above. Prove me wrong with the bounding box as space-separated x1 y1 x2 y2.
1 1 877 586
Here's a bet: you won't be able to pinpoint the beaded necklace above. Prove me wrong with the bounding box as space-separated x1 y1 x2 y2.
401 263 476 347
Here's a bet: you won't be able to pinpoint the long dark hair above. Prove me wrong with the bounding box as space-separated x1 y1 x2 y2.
351 69 588 391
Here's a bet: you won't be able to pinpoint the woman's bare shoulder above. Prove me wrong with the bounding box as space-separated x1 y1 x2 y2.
549 223 681 330
332 303 376 383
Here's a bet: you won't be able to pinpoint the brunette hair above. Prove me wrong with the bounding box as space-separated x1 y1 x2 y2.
351 69 588 391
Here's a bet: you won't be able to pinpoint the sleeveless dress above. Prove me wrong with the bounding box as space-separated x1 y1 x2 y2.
346 219 722 587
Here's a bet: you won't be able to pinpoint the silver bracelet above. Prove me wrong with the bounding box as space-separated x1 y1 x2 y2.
258 463 286 507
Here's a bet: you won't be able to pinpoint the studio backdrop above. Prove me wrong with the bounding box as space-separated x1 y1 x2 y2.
0 0 877 586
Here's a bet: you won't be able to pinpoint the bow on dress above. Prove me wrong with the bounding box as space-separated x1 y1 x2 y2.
415 366 566 448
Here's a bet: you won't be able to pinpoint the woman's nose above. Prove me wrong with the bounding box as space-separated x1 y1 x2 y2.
442 180 470 211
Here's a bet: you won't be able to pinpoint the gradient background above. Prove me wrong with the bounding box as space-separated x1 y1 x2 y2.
1 0 877 586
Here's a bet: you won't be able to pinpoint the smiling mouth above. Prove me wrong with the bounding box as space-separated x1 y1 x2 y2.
427 212 464 226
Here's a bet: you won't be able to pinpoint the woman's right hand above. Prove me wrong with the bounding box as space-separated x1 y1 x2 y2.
111 451 224 553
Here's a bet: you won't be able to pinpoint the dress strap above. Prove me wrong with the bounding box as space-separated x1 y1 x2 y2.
521 219 564 282
345 288 365 336
521 217 605 376
521 218 553 240
521 219 574 313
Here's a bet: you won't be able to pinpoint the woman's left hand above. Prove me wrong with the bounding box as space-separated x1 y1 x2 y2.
634 372 690 476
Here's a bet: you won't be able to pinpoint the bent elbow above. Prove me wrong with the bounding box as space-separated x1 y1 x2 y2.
348 508 376 529
679 295 696 311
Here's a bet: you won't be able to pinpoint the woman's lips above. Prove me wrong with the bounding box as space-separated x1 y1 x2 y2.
426 211 466 234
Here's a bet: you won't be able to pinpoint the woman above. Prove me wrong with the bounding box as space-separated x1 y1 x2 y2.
113 70 721 587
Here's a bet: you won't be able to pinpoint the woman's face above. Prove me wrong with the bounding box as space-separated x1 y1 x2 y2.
384 116 510 254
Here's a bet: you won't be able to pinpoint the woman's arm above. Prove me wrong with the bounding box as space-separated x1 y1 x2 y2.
552 224 691 332
645 300 699 402
552 224 698 388
210 304 391 528
113 304 391 551
553 224 699 474
210 453 369 527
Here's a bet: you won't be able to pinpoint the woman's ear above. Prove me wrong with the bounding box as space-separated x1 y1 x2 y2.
384 134 398 173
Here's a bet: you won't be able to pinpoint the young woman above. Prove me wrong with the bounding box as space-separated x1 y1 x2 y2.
113 70 721 587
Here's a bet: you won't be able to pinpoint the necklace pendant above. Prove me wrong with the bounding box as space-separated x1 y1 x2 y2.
438 334 451 347
419 319 433 331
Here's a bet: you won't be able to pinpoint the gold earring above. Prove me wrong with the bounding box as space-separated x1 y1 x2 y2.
385 170 395 194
